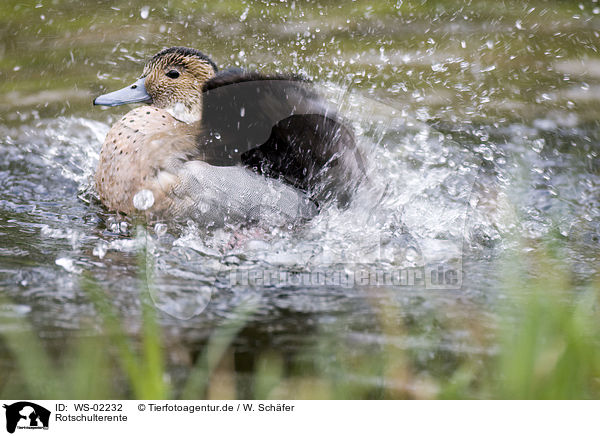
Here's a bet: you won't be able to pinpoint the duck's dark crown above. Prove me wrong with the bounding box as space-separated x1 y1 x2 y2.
149 46 218 73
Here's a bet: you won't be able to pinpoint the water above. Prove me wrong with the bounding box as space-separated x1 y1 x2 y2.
0 0 599 396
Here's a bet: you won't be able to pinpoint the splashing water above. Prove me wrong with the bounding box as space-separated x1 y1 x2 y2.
1 86 596 326
133 189 155 211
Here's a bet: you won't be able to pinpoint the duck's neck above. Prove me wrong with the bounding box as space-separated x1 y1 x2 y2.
165 102 202 124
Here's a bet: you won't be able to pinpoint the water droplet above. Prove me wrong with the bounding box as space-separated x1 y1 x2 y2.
431 63 448 72
55 257 81 274
133 189 155 210
405 247 419 262
154 223 168 236
532 138 545 152
481 148 494 161
240 6 249 21
199 202 210 213
93 242 108 259
140 6 150 19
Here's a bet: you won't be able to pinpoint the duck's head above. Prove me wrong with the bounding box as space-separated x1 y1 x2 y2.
94 46 218 123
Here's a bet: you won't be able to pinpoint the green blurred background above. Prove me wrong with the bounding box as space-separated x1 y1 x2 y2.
1 0 599 124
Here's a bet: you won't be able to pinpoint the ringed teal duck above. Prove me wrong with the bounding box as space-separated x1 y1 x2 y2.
93 46 364 227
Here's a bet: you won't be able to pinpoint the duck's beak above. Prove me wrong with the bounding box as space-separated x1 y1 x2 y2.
93 77 152 106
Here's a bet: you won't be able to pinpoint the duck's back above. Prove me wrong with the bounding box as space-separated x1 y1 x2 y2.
197 71 366 206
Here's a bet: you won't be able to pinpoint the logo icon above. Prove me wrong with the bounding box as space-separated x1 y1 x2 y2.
3 402 50 434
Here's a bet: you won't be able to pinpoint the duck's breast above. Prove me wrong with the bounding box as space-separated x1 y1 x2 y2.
95 106 183 215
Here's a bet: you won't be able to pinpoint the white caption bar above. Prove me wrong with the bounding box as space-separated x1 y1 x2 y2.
0 400 596 435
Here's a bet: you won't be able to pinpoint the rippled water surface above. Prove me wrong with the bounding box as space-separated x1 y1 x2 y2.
1 0 599 397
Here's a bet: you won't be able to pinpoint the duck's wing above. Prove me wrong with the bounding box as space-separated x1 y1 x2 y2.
196 69 365 205
170 161 317 227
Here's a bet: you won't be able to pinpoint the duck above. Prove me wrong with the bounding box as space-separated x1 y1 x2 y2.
93 46 365 227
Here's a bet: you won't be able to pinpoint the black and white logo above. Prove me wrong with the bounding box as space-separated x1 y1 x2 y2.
3 402 50 434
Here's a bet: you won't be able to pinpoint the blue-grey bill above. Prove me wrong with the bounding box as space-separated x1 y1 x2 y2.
93 77 152 106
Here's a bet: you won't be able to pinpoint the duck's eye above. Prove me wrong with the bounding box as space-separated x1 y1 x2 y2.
166 70 180 79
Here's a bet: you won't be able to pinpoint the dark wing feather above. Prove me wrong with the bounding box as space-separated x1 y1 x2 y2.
197 69 365 205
